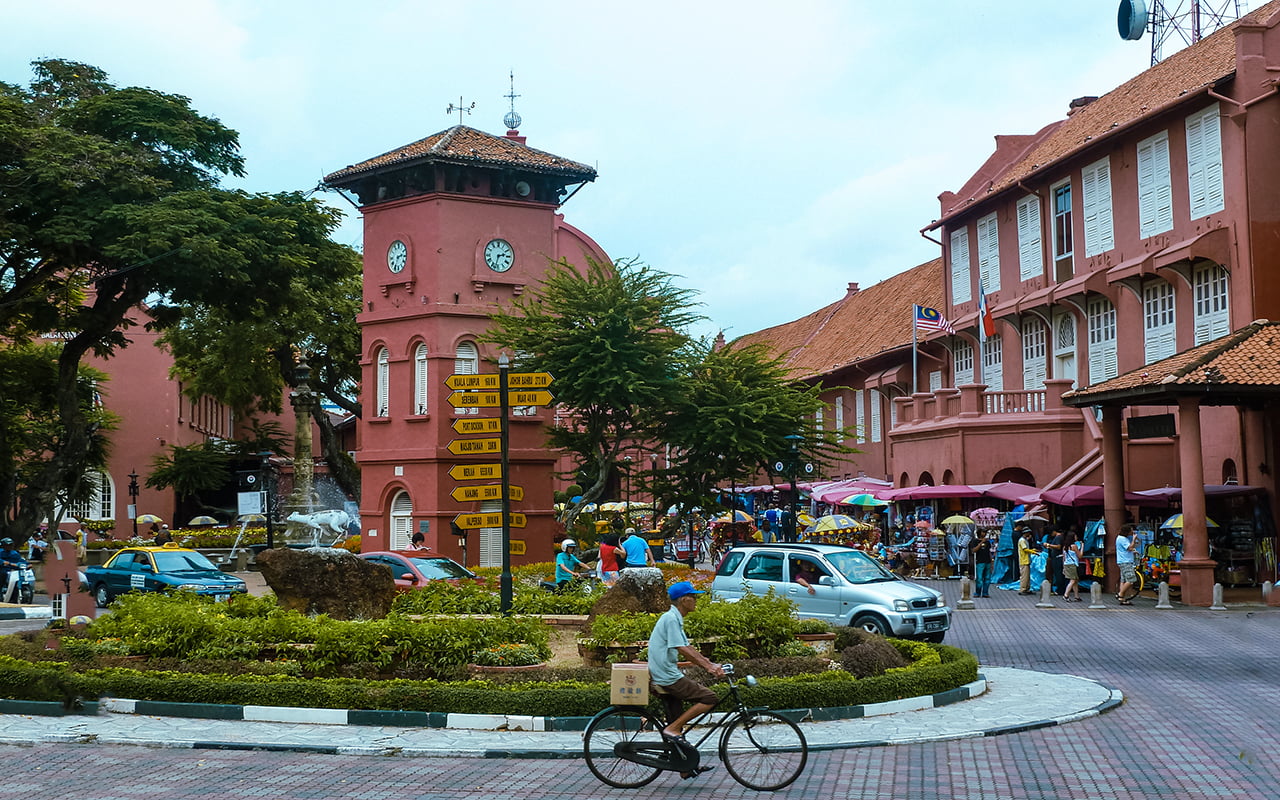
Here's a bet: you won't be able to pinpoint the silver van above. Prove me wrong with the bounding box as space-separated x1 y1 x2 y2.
711 543 951 642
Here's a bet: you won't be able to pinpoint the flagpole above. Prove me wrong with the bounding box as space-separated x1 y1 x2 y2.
911 306 918 396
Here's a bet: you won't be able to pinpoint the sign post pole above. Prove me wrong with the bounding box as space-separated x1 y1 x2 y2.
498 354 513 614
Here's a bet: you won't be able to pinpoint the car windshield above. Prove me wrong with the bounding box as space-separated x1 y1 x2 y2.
152 551 219 572
824 550 897 584
409 557 473 580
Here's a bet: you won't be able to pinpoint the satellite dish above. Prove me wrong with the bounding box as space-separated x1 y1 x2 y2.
514 180 531 197
1118 0 1148 41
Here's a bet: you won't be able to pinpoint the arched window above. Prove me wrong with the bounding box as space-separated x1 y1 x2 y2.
390 491 413 550
66 470 113 521
413 344 429 415
1222 459 1238 485
454 341 479 375
375 347 389 417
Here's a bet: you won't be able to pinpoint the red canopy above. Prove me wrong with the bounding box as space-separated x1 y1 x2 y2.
1025 485 1169 507
968 482 1040 502
881 484 985 501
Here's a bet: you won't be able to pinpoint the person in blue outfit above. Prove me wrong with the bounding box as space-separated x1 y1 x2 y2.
648 580 725 779
554 538 591 590
619 528 654 569
970 528 993 598
0 538 26 603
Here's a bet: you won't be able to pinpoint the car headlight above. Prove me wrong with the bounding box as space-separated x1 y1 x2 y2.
894 599 910 612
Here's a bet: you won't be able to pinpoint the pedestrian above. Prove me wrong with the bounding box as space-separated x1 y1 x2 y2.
648 580 724 780
764 504 780 537
1044 526 1065 594
597 533 620 586
409 531 429 550
1016 525 1039 594
27 530 48 562
970 528 993 597
619 527 655 569
1116 523 1139 605
154 524 173 546
1062 530 1083 601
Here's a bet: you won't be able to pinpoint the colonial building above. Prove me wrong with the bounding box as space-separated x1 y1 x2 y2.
323 125 605 566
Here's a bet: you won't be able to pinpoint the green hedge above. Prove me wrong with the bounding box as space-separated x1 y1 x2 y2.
0 643 978 717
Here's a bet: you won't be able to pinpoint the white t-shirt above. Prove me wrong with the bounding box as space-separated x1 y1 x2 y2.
1116 534 1136 565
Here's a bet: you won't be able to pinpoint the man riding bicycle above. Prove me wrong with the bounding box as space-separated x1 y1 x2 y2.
648 580 725 778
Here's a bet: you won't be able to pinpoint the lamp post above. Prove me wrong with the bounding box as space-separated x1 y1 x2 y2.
783 434 805 543
257 451 275 549
127 471 139 537
623 455 632 524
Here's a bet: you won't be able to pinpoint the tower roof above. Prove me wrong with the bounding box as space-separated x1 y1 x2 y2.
323 125 596 186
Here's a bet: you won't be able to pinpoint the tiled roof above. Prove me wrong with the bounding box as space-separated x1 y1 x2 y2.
324 125 597 184
733 259 945 381
936 0 1280 224
1062 319 1280 406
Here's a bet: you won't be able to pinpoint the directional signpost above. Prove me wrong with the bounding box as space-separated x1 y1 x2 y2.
445 366 554 613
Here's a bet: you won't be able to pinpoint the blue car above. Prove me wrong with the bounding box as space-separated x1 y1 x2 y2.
86 544 248 607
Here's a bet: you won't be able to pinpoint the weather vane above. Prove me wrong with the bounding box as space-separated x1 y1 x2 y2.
503 70 522 131
447 96 475 125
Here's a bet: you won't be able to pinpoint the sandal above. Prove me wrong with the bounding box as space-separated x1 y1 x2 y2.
681 766 716 780
1119 598 1134 605
661 731 691 749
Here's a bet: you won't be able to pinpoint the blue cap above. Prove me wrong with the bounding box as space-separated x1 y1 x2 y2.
668 581 704 601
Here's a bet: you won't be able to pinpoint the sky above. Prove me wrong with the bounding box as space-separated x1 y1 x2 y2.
2 0 1215 341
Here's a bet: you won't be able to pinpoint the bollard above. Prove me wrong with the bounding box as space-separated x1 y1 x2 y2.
1155 581 1173 609
1035 579 1055 608
1088 581 1106 609
1263 581 1273 603
957 576 975 610
1210 583 1227 611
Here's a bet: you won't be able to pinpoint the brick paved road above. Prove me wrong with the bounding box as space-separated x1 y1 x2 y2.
0 585 1276 799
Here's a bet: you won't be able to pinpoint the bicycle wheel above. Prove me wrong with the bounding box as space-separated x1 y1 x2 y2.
583 706 665 788
719 710 808 791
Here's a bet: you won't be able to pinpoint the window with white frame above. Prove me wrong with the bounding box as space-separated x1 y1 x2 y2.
413 344 428 415
375 347 389 417
1052 182 1073 262
1016 194 1042 281
954 340 975 386
1143 280 1177 363
1021 318 1046 391
950 227 972 304
1081 156 1114 257
815 406 824 431
854 389 865 443
834 393 844 436
1087 296 1118 384
453 341 479 415
1137 130 1173 238
976 212 1000 292
478 499 504 567
929 370 942 392
390 490 413 549
1053 313 1078 388
66 470 113 521
869 389 882 443
1193 263 1230 344
981 335 1004 391
1186 104 1224 219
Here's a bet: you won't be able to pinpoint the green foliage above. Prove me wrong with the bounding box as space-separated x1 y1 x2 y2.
469 643 545 667
390 563 607 616
684 591 800 656
795 618 833 635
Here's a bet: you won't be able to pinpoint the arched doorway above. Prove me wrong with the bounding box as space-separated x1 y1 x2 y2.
991 466 1036 486
918 472 935 486
390 490 413 550
942 469 956 485
1222 459 1238 485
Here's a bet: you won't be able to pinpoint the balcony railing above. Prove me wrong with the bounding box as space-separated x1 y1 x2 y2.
984 389 1046 414
891 379 1078 431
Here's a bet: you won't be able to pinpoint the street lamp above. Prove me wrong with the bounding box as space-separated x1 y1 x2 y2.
257 451 275 549
623 455 632 524
784 434 804 543
127 470 139 537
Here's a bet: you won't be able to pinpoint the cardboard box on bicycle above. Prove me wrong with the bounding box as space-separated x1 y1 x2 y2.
609 663 650 705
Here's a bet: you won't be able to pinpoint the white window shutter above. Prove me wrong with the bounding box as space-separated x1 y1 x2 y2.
390 491 413 550
376 347 389 417
414 344 429 415
1136 131 1174 237
1193 264 1230 345
1082 157 1114 256
854 389 865 442
981 335 1003 391
954 340 975 386
1187 104 1224 219
1204 109 1224 214
834 393 844 434
870 390 882 443
977 213 1000 292
950 228 971 304
454 342 478 374
1144 281 1177 363
1017 195 1042 281
478 499 504 567
1022 318 1047 390
1087 297 1118 385
929 370 942 392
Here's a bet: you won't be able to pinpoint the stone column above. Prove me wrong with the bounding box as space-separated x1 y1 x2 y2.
1101 405 1126 594
1177 395 1215 606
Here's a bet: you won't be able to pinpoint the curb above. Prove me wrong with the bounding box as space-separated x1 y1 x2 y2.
2 676 990 732
0 605 52 620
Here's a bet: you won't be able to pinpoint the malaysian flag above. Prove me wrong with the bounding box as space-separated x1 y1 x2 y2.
914 305 956 335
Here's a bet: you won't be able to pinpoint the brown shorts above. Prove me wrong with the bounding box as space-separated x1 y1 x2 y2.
656 676 718 706
1063 564 1079 580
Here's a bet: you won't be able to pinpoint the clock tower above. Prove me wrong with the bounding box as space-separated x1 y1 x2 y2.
323 125 603 566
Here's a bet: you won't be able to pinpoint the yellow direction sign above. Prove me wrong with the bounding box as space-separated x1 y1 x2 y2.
453 512 528 529
509 539 526 555
446 437 502 455
446 374 501 390
448 391 501 408
507 372 554 388
452 417 502 434
447 463 503 481
450 484 524 503
509 390 554 406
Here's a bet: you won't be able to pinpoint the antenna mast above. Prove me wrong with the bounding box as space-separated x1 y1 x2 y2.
1119 1 1245 65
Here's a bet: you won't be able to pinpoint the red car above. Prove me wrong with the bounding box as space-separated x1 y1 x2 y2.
359 550 478 592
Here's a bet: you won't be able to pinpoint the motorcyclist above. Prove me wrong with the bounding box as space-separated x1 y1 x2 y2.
554 538 592 591
0 538 27 603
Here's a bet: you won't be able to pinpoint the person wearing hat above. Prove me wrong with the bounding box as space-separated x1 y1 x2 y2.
0 538 25 601
1016 524 1040 595
27 530 48 563
554 538 591 591
648 580 725 778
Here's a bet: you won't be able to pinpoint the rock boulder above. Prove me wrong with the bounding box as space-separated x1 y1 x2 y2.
589 567 670 619
256 547 395 620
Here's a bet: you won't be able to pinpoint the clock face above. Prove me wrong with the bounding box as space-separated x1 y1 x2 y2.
484 238 514 272
387 240 408 273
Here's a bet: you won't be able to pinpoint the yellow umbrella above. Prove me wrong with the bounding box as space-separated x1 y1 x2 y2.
806 515 861 533
136 514 164 524
1160 514 1218 529
715 510 754 524
941 514 975 525
796 512 816 527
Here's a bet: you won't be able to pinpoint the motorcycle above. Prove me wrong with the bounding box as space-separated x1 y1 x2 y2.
2 559 35 604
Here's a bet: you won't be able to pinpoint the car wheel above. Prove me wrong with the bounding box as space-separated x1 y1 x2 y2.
851 614 889 636
94 584 111 608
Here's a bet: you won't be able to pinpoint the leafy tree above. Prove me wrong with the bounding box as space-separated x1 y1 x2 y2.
485 256 850 527
0 59 360 537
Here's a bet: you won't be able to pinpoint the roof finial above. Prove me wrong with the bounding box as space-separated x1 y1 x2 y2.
503 70 522 133
446 96 475 125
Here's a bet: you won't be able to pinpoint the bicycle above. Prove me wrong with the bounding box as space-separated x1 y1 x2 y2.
582 663 808 791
